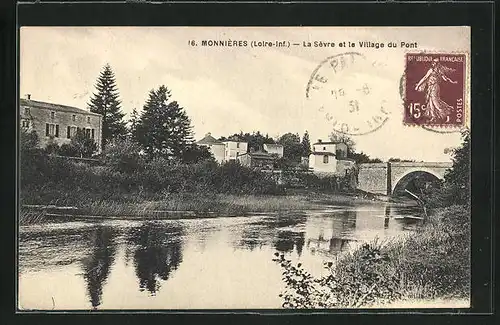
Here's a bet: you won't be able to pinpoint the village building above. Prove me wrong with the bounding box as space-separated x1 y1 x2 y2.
223 139 248 161
20 96 103 153
196 133 225 164
237 150 276 169
308 139 355 175
197 133 249 164
263 143 284 158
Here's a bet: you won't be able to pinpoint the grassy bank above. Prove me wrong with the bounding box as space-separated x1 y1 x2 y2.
19 187 383 225
273 205 470 308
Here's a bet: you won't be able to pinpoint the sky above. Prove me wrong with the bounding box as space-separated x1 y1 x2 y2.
20 26 470 162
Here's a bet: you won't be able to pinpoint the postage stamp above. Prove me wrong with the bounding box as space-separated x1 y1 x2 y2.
306 52 392 136
404 53 467 127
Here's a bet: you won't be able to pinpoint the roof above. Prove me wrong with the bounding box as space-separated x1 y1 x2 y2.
310 151 336 156
263 143 283 149
312 141 344 145
239 151 276 159
197 133 223 145
20 98 102 117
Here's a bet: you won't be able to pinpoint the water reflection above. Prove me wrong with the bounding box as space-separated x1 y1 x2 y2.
274 230 306 256
19 203 421 309
81 226 117 309
307 210 357 256
127 222 184 295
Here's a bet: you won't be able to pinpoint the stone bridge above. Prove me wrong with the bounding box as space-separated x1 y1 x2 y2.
357 161 453 196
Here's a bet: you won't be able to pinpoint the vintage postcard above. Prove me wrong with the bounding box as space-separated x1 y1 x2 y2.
18 26 471 310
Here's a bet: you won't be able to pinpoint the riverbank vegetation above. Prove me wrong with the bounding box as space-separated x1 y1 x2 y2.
273 130 471 308
20 131 363 224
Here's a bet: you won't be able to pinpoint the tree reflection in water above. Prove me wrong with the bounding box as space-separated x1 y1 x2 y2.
81 225 117 309
307 210 357 256
272 213 307 256
128 222 184 295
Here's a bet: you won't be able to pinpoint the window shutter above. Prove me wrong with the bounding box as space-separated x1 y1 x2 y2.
55 125 59 137
91 129 95 139
46 123 49 136
67 126 71 139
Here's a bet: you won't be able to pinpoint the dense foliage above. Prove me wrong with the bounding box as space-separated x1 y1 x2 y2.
219 131 276 152
59 129 98 158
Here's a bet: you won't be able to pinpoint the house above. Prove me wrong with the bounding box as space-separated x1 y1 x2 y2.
237 150 276 169
308 139 353 175
223 140 248 161
196 132 225 164
20 96 103 153
196 132 249 164
263 143 284 158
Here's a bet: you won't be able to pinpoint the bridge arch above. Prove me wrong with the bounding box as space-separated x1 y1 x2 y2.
391 168 444 196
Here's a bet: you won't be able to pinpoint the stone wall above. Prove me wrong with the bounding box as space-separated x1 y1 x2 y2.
357 163 389 195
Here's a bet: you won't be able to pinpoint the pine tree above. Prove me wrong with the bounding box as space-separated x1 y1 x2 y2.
129 108 140 140
301 130 311 156
88 64 127 149
135 85 193 160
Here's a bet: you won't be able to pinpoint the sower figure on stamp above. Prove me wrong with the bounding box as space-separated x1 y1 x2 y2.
415 58 458 122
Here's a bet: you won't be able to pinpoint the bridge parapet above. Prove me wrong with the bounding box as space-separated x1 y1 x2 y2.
388 161 452 168
357 161 453 195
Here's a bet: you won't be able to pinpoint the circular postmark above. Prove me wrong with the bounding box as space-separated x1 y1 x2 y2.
305 52 392 136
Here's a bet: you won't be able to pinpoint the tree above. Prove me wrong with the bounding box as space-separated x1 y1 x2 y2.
442 130 470 206
20 129 39 153
59 129 98 158
278 133 304 164
101 138 144 173
349 151 382 164
181 144 214 164
329 131 356 155
135 85 194 160
219 131 275 152
129 108 140 140
301 131 311 157
88 64 128 149
388 158 416 162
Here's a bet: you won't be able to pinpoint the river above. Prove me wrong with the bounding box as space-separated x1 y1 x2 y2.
18 202 422 310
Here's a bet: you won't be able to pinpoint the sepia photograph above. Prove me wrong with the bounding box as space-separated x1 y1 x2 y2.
18 26 471 310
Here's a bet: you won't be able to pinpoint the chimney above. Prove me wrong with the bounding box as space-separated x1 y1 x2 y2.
26 94 31 100
206 132 211 137
318 139 322 143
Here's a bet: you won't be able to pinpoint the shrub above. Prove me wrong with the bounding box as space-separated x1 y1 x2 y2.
273 241 401 308
100 138 145 174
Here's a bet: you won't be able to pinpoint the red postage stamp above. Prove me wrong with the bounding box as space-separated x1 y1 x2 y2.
404 53 466 127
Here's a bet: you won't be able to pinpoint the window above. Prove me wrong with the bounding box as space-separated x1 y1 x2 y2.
236 142 240 148
91 129 95 139
45 123 58 137
85 128 91 138
323 155 329 164
24 107 30 115
50 111 55 119
67 126 71 139
21 120 29 128
87 116 91 123
72 115 76 122
323 146 326 151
